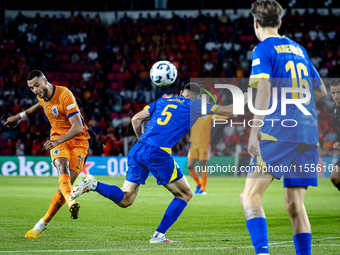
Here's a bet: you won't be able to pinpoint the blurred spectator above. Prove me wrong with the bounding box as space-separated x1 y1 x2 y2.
0 10 339 156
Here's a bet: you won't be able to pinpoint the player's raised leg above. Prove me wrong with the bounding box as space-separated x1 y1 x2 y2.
240 170 273 255
188 157 201 194
25 169 79 238
150 176 192 243
284 187 312 255
71 175 140 208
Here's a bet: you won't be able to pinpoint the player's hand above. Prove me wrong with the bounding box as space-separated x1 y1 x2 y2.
334 142 340 149
243 93 248 105
247 134 260 158
3 114 20 127
43 140 60 151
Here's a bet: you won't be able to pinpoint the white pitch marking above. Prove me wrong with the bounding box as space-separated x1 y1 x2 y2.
1 240 340 253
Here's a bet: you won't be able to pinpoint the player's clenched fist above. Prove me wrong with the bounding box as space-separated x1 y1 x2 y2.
43 140 60 150
4 114 20 127
247 135 260 158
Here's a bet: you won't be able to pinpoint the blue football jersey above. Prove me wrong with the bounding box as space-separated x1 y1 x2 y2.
249 35 323 145
139 95 217 148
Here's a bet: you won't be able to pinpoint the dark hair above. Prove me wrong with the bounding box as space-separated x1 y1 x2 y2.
183 82 201 96
330 79 340 87
251 0 283 28
27 70 44 81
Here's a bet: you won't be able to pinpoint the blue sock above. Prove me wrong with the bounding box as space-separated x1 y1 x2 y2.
293 233 312 255
246 217 269 254
156 198 187 234
95 182 124 204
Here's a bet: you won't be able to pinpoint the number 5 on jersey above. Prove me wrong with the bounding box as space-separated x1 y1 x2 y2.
157 104 177 125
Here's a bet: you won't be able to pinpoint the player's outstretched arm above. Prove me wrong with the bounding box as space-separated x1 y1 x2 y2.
313 83 327 103
132 109 150 139
43 114 83 151
4 102 43 127
213 93 248 116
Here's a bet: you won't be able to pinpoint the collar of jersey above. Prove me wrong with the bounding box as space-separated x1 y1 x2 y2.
263 35 283 41
44 85 56 102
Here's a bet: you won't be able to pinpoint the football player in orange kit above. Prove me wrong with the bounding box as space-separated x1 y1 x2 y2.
5 70 93 238
188 114 230 195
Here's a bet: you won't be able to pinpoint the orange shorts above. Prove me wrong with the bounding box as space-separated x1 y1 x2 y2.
188 143 210 161
50 139 89 174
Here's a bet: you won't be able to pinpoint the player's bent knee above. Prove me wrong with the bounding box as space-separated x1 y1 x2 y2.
117 192 135 208
175 189 192 203
284 200 303 217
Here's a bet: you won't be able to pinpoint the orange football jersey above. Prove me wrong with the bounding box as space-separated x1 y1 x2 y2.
189 115 230 144
37 85 90 140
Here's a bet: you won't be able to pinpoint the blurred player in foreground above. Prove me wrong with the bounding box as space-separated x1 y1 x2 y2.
330 79 340 191
5 70 93 238
188 114 230 195
71 83 246 243
240 1 327 255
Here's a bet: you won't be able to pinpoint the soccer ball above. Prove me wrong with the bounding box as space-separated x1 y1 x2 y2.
150 61 177 87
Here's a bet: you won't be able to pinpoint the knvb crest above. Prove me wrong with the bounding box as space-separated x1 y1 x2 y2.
51 106 59 117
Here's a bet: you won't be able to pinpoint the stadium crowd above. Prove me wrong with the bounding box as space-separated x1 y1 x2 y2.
0 9 340 156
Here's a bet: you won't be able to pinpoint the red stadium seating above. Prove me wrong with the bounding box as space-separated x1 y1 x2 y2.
129 63 137 71
61 54 70 62
75 63 86 71
107 73 116 81
112 63 121 72
72 72 82 81
116 73 124 80
67 63 76 71
45 72 54 80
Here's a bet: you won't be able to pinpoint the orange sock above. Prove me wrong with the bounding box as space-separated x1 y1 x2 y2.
201 170 208 191
58 174 72 205
189 169 201 186
43 191 66 223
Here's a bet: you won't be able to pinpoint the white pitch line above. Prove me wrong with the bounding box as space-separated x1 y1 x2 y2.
0 240 340 254
269 236 340 245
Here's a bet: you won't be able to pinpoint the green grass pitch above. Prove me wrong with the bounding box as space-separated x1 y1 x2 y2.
0 176 339 254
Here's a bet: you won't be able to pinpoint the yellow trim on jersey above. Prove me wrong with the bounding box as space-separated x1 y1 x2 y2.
249 73 270 88
260 132 278 142
317 142 319 147
143 105 150 110
256 154 267 168
263 35 282 40
169 159 178 183
211 105 218 112
160 147 172 154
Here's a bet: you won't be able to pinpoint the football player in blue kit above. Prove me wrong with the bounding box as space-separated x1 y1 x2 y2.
71 83 244 243
239 1 327 255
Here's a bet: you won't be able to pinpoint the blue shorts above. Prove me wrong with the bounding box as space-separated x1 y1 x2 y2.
249 141 318 187
126 142 183 185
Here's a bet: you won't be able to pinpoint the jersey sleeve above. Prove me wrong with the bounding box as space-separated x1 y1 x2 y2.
143 100 157 116
191 99 218 118
249 44 272 88
61 89 79 118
